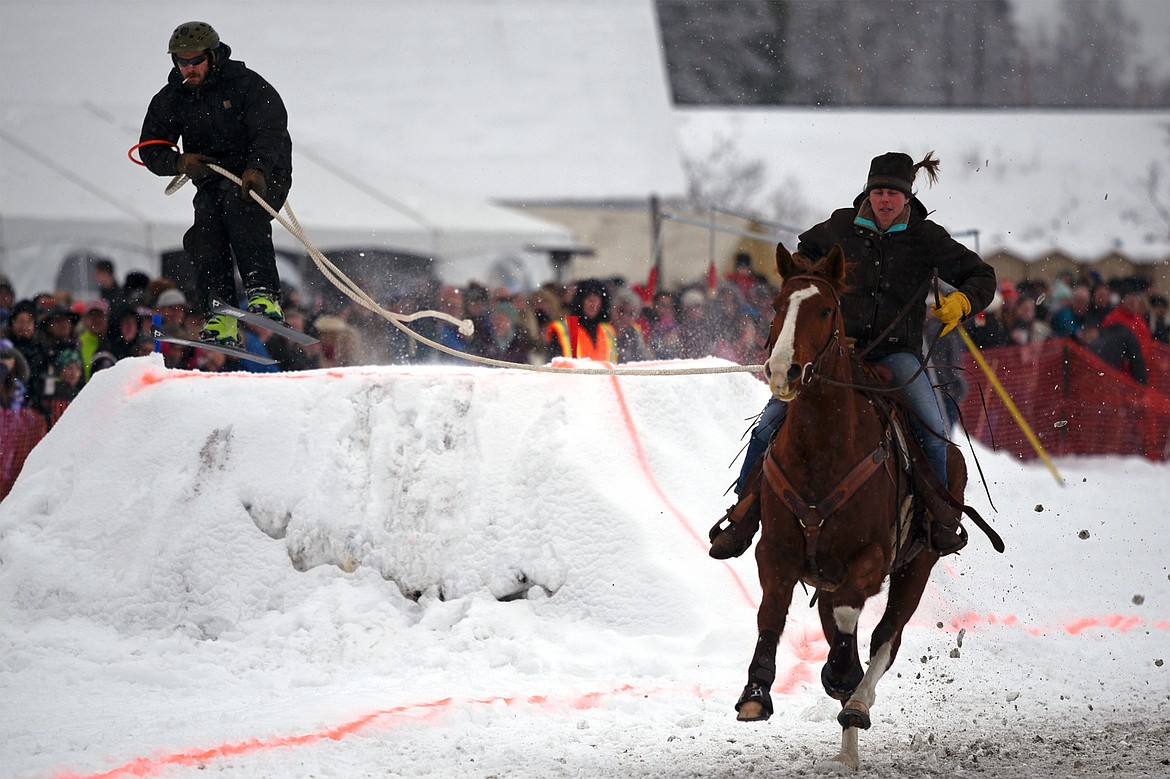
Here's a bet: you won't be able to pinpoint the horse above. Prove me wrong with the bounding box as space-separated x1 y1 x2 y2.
734 242 966 769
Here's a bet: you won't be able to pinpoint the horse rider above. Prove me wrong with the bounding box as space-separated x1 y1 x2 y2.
709 151 997 560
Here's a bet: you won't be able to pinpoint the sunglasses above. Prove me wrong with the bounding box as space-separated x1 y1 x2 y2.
172 52 209 68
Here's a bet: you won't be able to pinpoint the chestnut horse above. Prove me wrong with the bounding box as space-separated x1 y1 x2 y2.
735 243 964 769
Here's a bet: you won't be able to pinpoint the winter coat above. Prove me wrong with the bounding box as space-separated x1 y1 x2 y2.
1101 306 1155 364
139 43 292 189
797 193 996 360
1088 324 1148 385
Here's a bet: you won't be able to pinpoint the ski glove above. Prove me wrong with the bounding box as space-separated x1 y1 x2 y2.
177 152 216 179
240 169 267 200
931 291 971 336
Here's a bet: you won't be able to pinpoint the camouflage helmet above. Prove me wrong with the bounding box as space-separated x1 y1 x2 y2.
168 21 220 54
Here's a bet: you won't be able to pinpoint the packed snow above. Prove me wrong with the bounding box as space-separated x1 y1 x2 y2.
1 354 1167 778
1 3 1168 776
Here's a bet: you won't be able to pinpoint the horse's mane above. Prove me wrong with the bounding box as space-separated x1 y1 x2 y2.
788 250 854 296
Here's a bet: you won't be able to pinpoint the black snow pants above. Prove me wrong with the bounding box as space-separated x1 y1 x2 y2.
184 175 291 315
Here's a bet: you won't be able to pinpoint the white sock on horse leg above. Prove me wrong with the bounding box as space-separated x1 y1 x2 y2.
851 642 893 710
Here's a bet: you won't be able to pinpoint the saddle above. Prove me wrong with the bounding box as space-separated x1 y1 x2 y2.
853 360 1004 557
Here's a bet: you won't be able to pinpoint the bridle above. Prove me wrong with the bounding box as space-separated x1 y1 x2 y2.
766 275 848 395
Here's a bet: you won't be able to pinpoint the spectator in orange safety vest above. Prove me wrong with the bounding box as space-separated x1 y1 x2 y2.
546 279 618 363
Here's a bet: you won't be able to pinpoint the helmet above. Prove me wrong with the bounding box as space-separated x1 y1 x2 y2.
168 21 220 54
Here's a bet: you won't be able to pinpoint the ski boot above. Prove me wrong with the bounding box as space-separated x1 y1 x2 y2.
246 287 284 323
199 314 242 348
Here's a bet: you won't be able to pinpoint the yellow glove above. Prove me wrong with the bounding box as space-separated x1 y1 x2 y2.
931 291 971 336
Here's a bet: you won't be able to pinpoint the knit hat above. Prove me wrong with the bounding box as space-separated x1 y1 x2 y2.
865 151 941 198
13 299 35 316
865 152 915 197
56 348 83 370
680 288 706 309
91 351 117 372
155 288 188 308
571 279 610 321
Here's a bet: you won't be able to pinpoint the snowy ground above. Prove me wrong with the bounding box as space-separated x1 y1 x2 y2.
1 355 1167 778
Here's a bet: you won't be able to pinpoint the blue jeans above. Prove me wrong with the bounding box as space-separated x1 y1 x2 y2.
736 352 950 493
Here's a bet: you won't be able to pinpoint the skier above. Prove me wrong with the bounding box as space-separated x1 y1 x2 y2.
138 21 293 349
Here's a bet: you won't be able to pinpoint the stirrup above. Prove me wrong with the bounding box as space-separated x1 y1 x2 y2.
709 503 760 560
930 521 968 556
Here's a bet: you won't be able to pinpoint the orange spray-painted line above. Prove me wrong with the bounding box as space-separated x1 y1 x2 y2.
946 611 1169 636
607 372 758 610
52 685 652 779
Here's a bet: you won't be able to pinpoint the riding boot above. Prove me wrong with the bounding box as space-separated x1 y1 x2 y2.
709 494 761 559
709 457 766 560
916 482 968 557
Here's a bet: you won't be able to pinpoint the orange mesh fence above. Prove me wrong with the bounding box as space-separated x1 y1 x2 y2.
2 408 48 499
957 338 1170 462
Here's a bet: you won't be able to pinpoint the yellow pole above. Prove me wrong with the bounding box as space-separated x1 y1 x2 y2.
959 328 1064 485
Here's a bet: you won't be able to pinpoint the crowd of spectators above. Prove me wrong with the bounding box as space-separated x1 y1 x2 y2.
2 253 1167 498
0 255 775 421
963 269 1168 386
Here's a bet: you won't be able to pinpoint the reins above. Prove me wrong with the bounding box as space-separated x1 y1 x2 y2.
795 271 943 395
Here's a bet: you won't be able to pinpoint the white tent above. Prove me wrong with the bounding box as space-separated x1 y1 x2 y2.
0 1 687 299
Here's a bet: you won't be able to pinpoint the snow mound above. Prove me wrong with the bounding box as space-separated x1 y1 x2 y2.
0 355 768 648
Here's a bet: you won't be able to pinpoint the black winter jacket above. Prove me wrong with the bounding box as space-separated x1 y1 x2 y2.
139 43 292 189
797 193 996 360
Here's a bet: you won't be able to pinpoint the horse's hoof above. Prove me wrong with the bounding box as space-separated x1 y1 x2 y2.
736 701 769 721
837 700 871 730
821 662 863 701
735 683 773 721
830 752 861 770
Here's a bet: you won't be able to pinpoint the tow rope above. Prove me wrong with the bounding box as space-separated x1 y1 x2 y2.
133 144 765 377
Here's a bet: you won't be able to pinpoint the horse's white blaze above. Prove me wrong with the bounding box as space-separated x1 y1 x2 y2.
767 284 819 398
833 605 862 635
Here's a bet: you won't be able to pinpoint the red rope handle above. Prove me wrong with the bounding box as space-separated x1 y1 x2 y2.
127 139 179 166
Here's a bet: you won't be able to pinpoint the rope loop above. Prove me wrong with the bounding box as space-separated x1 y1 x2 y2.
127 139 178 166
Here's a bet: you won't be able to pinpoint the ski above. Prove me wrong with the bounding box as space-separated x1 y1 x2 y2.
210 298 320 345
151 328 278 366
